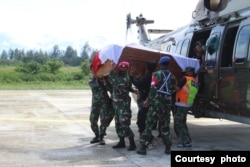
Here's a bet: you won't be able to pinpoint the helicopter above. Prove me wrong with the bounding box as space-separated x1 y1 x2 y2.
126 0 250 125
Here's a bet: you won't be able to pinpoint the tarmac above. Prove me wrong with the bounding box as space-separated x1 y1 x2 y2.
0 90 250 167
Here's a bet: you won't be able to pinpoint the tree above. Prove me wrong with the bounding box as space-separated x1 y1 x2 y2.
80 42 91 61
14 48 24 61
51 44 61 58
33 50 49 64
1 50 8 59
44 60 63 74
63 45 79 66
15 61 42 74
80 59 91 76
22 50 34 63
8 49 14 60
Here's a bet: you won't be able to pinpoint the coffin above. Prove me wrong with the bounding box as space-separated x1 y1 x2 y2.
91 43 200 81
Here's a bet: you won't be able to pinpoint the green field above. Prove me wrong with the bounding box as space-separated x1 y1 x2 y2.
0 66 90 90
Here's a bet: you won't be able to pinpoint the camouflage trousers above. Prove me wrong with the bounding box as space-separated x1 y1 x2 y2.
90 102 114 136
140 101 171 147
173 105 191 144
113 99 134 138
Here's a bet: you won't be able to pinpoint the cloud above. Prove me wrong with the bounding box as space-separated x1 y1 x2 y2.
1 40 10 47
0 0 199 53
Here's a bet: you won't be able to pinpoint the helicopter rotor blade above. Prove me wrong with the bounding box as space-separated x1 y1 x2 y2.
126 13 133 30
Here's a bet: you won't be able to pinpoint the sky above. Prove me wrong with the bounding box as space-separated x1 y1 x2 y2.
0 0 199 53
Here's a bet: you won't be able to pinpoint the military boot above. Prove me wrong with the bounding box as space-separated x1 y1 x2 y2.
165 145 171 155
99 134 105 145
137 145 147 155
127 137 136 151
112 137 125 149
90 133 99 144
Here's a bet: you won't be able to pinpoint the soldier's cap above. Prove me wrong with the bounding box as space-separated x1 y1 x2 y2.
158 56 170 65
117 61 129 68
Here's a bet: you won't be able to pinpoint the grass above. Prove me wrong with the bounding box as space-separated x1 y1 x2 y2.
0 66 90 90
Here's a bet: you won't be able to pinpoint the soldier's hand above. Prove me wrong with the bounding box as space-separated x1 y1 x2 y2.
133 89 139 94
143 100 149 108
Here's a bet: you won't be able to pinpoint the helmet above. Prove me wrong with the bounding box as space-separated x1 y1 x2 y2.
158 56 170 65
118 61 129 68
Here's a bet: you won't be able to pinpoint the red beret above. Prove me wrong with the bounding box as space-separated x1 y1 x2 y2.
118 61 129 68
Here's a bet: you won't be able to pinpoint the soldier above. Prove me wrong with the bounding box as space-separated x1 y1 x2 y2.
174 67 198 148
193 41 205 65
137 56 177 155
88 76 114 145
108 61 137 151
131 61 157 138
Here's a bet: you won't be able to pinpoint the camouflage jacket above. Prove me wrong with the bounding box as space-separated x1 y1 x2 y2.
88 78 110 105
108 70 133 102
148 69 176 104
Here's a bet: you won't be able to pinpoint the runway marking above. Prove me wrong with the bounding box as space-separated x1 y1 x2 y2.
0 117 89 124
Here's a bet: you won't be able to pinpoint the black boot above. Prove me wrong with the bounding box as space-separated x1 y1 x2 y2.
146 136 154 148
112 137 125 149
90 133 99 144
137 145 147 155
165 145 171 155
99 134 105 145
127 137 136 151
157 132 162 138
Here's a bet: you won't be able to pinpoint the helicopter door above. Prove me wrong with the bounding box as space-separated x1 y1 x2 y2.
231 19 250 115
219 22 240 113
204 25 225 99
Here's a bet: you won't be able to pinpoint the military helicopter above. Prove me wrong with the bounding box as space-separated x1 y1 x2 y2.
126 0 250 125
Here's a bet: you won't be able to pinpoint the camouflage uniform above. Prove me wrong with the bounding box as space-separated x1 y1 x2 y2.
174 106 191 145
88 77 114 144
139 68 176 153
109 69 136 151
109 70 134 138
99 77 114 136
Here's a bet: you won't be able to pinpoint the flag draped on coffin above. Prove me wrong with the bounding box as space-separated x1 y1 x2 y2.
90 43 200 80
90 44 124 77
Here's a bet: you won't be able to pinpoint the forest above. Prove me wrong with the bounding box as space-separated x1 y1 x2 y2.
0 42 97 90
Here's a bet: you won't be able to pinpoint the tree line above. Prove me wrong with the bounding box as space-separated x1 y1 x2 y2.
0 42 97 67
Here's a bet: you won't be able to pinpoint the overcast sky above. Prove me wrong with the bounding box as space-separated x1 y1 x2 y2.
0 0 198 52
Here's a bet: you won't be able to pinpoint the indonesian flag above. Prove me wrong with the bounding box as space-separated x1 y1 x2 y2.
90 52 102 74
99 44 124 64
90 44 124 76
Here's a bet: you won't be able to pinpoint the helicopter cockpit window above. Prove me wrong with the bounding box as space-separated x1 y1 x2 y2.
166 45 171 52
175 41 182 55
234 26 250 64
180 39 190 57
205 34 220 68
